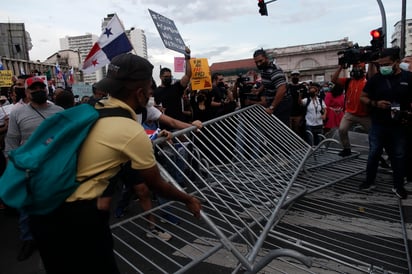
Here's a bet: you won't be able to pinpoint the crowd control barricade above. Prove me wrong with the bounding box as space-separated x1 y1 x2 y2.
110 104 380 273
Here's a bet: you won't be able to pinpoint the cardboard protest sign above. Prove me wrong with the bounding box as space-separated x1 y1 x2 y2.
149 9 186 54
190 58 212 90
0 70 13 87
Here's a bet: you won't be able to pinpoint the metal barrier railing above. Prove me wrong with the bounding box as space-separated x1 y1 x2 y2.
112 105 314 273
110 105 394 273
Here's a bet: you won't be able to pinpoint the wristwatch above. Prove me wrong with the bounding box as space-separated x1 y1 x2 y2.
269 105 275 110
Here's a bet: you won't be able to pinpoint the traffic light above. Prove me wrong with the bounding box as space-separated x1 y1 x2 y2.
258 0 268 16
370 27 384 50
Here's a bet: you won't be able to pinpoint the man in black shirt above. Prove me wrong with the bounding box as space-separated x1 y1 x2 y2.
359 48 412 199
154 47 192 129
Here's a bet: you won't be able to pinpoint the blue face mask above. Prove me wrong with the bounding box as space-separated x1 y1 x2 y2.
379 66 393 76
399 62 410 71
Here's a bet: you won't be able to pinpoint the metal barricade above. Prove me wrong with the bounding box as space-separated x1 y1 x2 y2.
110 105 386 273
111 105 314 273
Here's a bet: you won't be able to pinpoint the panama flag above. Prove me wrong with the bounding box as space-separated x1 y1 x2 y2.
82 14 133 74
55 62 63 79
68 67 74 84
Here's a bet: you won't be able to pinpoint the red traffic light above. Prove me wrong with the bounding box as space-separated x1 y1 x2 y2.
258 0 268 16
370 27 384 50
370 29 381 39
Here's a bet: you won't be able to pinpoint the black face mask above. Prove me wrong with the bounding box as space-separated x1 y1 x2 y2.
30 90 48 104
217 82 225 88
350 68 365 79
309 92 316 98
291 77 299 84
257 64 267 70
163 77 172 86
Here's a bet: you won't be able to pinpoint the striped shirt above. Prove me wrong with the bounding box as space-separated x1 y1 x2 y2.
259 62 287 106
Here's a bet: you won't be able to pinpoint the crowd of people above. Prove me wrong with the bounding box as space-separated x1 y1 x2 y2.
0 46 410 273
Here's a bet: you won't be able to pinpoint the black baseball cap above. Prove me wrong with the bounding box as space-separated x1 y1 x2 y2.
95 53 154 92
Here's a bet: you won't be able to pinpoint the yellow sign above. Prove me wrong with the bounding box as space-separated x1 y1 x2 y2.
190 58 212 90
0 70 13 87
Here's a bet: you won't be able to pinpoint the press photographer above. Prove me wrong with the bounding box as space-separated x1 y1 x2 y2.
359 47 412 199
235 71 262 108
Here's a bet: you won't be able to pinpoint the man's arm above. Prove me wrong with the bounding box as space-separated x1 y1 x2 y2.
266 83 287 114
331 66 343 84
159 113 202 130
360 91 390 109
367 62 378 79
139 165 201 218
180 47 192 88
4 112 21 155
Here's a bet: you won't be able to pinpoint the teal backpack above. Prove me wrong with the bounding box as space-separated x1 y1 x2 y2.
0 103 132 215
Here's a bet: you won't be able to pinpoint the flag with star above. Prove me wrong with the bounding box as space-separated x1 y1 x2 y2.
82 14 133 74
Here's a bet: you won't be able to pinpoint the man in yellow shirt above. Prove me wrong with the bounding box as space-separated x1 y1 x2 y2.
28 53 202 274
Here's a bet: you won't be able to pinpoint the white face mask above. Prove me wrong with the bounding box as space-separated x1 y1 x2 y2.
399 62 410 71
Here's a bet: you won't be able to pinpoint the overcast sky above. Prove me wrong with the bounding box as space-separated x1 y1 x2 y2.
1 0 410 80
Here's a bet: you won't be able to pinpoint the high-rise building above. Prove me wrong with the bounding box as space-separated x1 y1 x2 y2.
0 22 32 60
127 28 148 59
391 18 412 57
60 33 98 84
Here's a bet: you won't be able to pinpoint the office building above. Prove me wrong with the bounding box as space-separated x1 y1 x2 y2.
60 33 98 84
391 18 412 57
0 22 32 61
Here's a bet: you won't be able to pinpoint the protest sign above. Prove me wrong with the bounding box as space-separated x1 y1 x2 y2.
149 9 186 54
0 70 13 87
190 58 212 90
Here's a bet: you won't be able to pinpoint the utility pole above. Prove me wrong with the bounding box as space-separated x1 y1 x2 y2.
400 0 406 58
375 0 387 48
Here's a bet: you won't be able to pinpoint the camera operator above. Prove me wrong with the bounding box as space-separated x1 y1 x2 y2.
359 48 412 199
332 62 369 157
288 70 308 138
235 71 264 109
210 73 236 118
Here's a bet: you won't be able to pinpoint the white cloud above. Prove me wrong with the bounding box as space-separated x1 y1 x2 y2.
1 0 410 82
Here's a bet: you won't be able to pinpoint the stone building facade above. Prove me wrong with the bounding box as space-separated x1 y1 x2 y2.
210 38 352 85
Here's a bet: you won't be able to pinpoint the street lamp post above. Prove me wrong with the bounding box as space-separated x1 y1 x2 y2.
375 0 387 48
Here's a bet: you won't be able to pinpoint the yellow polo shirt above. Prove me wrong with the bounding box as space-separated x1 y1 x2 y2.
66 97 156 201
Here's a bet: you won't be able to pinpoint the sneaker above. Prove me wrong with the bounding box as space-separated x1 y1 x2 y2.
146 229 172 241
338 148 351 157
392 187 408 199
359 182 376 191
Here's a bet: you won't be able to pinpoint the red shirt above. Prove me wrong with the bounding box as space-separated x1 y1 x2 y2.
337 77 368 116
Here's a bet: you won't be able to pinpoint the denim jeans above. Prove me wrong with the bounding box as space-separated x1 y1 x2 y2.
366 122 406 189
306 125 323 146
19 210 33 241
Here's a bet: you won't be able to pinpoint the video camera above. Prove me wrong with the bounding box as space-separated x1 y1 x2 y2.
236 73 256 92
337 44 379 68
338 27 385 68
